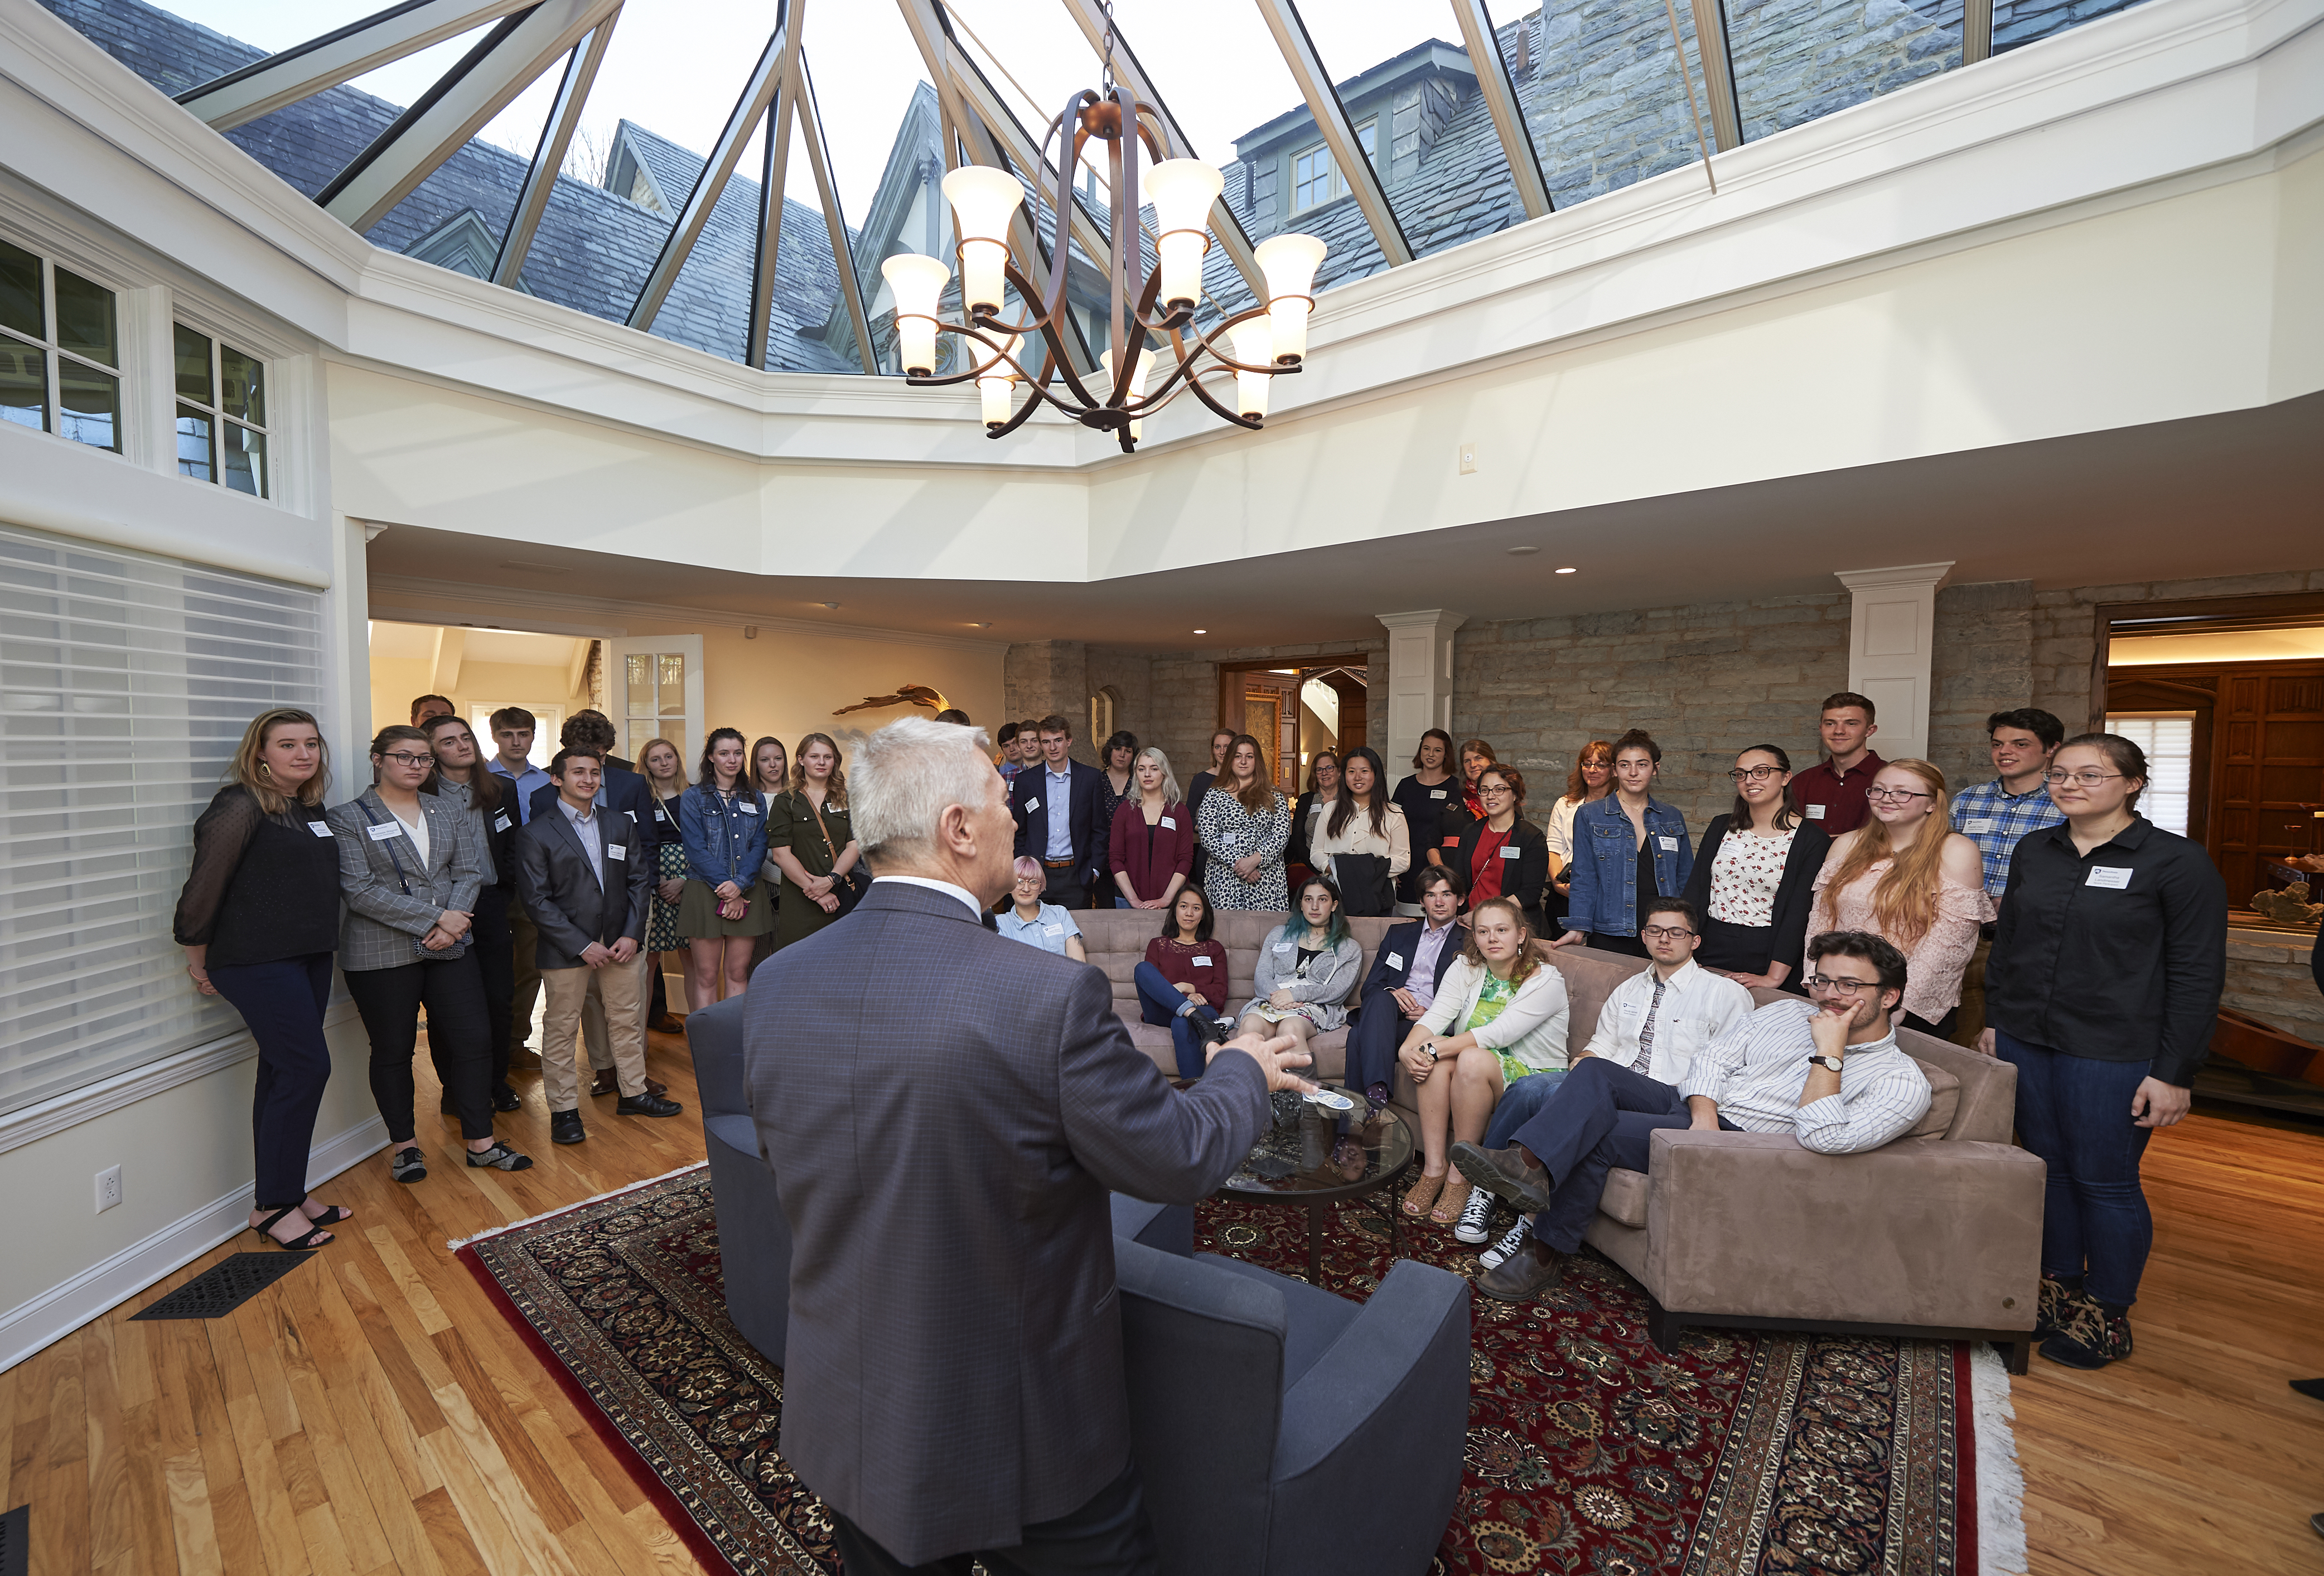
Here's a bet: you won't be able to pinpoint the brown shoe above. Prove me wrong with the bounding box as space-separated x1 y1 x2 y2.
650 1014 685 1034
1450 1141 1553 1214
506 1047 542 1071
591 1070 668 1098
1475 1238 1567 1303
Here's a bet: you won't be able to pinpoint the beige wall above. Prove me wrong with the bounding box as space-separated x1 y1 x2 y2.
368 653 588 742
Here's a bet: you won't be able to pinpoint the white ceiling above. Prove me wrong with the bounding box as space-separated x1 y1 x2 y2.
368 621 589 668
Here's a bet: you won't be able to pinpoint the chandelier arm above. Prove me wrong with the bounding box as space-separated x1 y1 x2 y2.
1033 90 1093 340
1167 300 1283 373
1182 365 1264 432
1007 258 1103 409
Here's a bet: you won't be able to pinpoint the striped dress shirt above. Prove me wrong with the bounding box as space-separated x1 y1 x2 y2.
1679 998 1931 1154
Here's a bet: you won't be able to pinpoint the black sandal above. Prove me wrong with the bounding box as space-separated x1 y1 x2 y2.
390 1145 428 1183
251 1205 333 1251
301 1201 354 1226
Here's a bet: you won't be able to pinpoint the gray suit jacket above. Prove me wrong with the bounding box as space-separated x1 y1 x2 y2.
513 801 651 970
327 789 485 973
743 879 1273 1564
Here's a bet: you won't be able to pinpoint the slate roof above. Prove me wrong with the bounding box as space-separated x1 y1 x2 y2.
38 0 859 372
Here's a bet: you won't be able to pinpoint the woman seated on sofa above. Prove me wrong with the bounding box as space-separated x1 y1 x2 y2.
1234 874 1362 1063
1396 896 1570 1232
995 856 1088 961
1133 887 1233 1080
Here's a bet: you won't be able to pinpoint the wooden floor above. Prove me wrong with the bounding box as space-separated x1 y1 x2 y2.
4 1029 2321 1576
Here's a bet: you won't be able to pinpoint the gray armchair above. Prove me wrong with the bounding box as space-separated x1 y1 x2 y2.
687 995 792 1365
1115 1243 1471 1576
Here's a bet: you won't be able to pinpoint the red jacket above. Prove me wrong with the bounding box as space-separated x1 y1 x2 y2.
1109 798 1196 902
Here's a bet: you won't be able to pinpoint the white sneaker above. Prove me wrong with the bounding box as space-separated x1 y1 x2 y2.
1477 1217 1530 1268
1452 1185 1497 1244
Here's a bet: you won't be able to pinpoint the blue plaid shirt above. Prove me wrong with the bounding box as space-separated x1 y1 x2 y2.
1950 778 2065 899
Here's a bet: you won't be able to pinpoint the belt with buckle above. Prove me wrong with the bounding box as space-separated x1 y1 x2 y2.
1043 857 1075 868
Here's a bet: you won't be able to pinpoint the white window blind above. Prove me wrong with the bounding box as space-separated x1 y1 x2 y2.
2103 712 2196 837
0 523 325 1118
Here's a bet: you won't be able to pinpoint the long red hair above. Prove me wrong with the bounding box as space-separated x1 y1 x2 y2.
1812 757 1951 946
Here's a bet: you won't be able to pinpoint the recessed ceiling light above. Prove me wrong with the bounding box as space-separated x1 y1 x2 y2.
969 621 991 629
1555 566 1577 574
820 601 840 610
1506 545 1539 556
1192 629 1207 635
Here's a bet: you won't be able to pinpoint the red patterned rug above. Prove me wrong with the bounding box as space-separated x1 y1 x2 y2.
457 1165 2020 1575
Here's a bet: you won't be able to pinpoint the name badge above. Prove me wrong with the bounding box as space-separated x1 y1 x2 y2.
1192 955 1212 967
1621 997 1642 1019
1043 924 1062 937
607 844 627 860
1499 845 1521 859
1443 835 1461 848
1658 836 1678 852
307 820 334 838
366 821 400 842
655 806 670 821
2086 866 2133 889
1160 815 1176 830
1025 797 1040 811
1274 941 1292 953
1805 804 1826 819
1430 789 1447 799
1386 951 1404 970
493 813 512 832
1964 818 1995 834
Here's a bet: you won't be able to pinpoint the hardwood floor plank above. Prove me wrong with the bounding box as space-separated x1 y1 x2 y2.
229 1292 310 1443
416 1425 543 1576
427 1328 581 1533
162 1449 224 1576
410 1486 489 1576
362 1226 453 1338
276 1267 437 1573
78 1322 137 1573
205 1322 312 1576
35 1458 94 1576
292 1502 358 1576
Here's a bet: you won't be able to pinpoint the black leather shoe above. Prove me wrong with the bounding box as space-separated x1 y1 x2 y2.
549 1109 586 1144
1194 1013 1233 1051
616 1091 684 1118
2291 1377 2324 1403
1451 1141 1554 1214
491 1085 522 1113
1475 1239 1567 1303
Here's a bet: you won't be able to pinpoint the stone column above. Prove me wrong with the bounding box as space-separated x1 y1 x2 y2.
1833 563 1954 766
1376 610 1466 769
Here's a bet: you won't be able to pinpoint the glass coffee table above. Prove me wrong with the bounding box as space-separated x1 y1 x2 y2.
1216 1091 1415 1283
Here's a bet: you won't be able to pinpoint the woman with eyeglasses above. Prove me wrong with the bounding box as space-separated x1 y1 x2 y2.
1681 745 1829 992
1391 728 1458 904
1447 764 1550 934
1544 740 1613 921
1286 748 1341 877
1555 729 1692 958
1808 758 1990 1036
1978 733 2225 1371
421 716 523 1113
1199 733 1291 912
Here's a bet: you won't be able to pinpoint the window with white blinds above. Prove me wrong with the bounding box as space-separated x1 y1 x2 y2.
2103 712 2196 837
0 523 325 1119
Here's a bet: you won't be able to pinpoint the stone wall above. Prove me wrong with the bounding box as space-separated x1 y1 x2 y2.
1451 593 1854 828
1929 580 2033 793
1002 639 1093 764
2224 926 2322 1042
2030 568 2324 733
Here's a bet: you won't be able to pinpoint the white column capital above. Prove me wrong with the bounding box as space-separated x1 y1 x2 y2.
1834 563 1954 765
1376 610 1467 770
1376 608 1468 634
1834 562 1954 593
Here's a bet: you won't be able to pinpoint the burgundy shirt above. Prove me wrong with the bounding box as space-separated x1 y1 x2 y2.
1109 799 1197 902
1143 936 1229 999
1792 749 1886 837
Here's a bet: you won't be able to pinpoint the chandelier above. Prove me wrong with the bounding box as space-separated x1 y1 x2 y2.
878 20 1326 453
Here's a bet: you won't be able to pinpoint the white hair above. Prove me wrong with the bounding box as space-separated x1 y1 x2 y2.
1135 746 1181 806
851 716 997 858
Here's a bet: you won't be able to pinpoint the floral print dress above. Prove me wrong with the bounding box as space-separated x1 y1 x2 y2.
1199 787 1291 911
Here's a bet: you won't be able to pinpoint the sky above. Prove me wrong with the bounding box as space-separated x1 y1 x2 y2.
157 1 1516 228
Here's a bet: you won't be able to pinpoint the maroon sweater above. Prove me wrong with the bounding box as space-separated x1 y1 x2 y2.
1110 799 1197 902
1144 936 1229 1002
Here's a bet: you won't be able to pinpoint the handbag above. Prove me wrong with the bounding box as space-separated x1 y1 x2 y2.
806 793 871 917
356 796 469 959
1332 852 1396 917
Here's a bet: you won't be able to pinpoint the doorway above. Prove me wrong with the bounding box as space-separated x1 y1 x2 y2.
1216 654 1374 795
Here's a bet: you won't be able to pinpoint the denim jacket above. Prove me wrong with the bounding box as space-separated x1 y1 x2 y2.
680 782 769 890
1562 795 1693 938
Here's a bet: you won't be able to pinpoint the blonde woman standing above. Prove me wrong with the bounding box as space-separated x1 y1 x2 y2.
638 737 692 1024
767 732 863 949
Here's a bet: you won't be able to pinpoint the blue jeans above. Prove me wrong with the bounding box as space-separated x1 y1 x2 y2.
1134 961 1227 1080
1483 1066 1570 1148
1506 1058 1733 1254
208 953 336 1211
1994 1028 2156 1306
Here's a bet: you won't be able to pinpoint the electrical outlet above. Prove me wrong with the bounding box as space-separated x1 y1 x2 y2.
95 1164 122 1214
1458 442 1478 475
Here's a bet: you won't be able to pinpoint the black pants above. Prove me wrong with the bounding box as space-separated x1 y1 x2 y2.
828 1456 1156 1576
1042 866 1088 911
345 951 495 1142
432 883 515 1095
208 952 336 1211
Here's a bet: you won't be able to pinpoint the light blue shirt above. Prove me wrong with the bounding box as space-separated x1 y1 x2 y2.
1044 765 1074 859
996 902 1080 955
557 796 605 889
488 757 552 824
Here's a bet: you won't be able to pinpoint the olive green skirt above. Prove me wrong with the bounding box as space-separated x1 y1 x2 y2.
678 878 776 938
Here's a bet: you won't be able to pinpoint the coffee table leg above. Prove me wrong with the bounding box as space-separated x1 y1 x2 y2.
1307 1201 1325 1284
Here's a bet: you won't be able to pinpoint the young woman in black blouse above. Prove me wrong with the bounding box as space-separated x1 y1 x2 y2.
422 716 523 1113
1391 728 1458 904
173 709 350 1250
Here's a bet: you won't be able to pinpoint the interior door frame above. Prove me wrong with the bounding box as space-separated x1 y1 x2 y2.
2088 591 2324 727
607 634 707 767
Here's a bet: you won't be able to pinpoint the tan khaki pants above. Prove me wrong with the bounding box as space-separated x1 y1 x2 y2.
1953 930 1992 1049
540 955 649 1111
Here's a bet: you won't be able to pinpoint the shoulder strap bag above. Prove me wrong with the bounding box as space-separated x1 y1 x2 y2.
806 792 871 917
356 796 468 959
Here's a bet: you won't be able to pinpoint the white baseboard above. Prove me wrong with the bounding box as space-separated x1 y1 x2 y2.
0 1111 388 1372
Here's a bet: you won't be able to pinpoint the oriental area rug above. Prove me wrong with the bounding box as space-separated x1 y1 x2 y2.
457 1165 2024 1576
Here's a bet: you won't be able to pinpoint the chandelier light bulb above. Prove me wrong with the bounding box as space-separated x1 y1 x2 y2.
1100 346 1149 441
1145 159 1223 310
977 333 1022 428
1230 318 1275 420
880 252 951 376
1254 233 1327 364
941 165 1022 315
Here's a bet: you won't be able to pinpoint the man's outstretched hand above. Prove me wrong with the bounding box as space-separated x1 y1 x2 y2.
1211 1027 1318 1094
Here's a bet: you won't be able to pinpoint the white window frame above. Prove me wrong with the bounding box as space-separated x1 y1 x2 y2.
468 702 567 770
608 635 704 769
171 321 272 499
2102 710 2197 838
1289 118 1379 214
0 231 125 456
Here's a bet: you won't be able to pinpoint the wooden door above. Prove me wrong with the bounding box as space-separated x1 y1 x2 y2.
2215 663 2324 901
1243 694 1281 782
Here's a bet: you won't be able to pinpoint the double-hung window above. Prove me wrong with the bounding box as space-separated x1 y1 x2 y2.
175 324 270 498
0 236 123 453
1291 120 1379 214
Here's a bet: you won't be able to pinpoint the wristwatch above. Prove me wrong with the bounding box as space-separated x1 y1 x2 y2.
1423 1042 1440 1062
1806 1053 1845 1073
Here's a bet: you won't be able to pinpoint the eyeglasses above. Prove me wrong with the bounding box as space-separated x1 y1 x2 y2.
1480 783 1513 796
1864 786 1931 803
2044 769 2125 787
378 752 434 768
1805 974 1880 997
1640 925 1696 941
1727 766 1782 782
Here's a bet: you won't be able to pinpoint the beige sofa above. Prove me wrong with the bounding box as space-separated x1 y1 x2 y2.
1074 908 2042 1370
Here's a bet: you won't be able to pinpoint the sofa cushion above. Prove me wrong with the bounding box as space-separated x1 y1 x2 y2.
1905 1060 1961 1138
1598 1166 1650 1228
1536 942 1650 1060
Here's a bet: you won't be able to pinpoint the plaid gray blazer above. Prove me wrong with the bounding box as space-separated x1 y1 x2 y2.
327 789 485 972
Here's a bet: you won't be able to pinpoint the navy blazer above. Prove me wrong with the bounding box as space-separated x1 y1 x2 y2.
1009 758 1107 885
1358 917 1468 1010
529 762 658 850
742 879 1272 1564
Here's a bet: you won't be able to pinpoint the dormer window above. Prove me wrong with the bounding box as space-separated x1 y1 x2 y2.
1289 119 1378 213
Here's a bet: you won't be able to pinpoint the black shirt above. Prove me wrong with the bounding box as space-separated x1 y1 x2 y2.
172 785 342 966
1983 814 2226 1085
1391 773 1458 866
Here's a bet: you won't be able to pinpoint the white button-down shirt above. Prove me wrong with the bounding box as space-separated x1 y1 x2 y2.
1679 997 1932 1154
558 796 605 889
1580 958 1754 1090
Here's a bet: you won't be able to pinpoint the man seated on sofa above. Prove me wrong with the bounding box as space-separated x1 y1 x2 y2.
1469 896 1756 1270
1453 929 1932 1302
1343 866 1467 1112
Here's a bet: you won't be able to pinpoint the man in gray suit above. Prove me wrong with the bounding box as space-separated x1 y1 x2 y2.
516 748 682 1146
745 717 1316 1575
